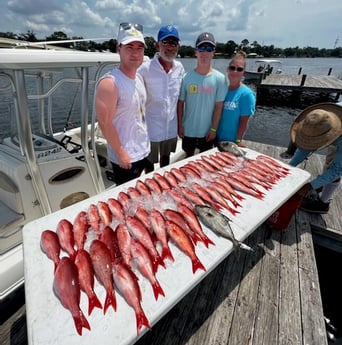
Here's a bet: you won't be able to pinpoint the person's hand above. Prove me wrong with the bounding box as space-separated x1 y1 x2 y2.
117 148 131 169
296 183 313 197
206 130 216 142
236 141 246 148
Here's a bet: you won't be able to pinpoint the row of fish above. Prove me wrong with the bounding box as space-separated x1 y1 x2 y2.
40 149 290 336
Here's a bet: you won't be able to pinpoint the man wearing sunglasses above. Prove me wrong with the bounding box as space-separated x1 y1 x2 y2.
138 25 185 172
95 23 150 185
177 32 227 157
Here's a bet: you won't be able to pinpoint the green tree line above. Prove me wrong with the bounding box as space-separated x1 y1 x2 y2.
1 30 341 58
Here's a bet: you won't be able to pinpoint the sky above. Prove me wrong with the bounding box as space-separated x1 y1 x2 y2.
1 0 341 49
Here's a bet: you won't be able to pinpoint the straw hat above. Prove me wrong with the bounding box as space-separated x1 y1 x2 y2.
290 102 342 151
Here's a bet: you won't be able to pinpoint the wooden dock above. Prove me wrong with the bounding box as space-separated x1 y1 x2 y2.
1 141 341 345
258 74 342 102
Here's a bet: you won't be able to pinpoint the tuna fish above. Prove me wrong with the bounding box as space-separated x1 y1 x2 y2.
194 205 253 252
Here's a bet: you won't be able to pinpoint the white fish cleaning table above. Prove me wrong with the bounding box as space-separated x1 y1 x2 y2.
23 147 311 345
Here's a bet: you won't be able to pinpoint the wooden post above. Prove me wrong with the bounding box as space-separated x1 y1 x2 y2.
328 68 332 76
298 67 302 75
300 74 307 86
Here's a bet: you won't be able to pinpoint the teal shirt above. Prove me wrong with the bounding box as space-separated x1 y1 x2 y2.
216 84 256 142
179 69 227 137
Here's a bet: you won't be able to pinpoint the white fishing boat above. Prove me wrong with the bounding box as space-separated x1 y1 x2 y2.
244 58 282 82
0 48 127 302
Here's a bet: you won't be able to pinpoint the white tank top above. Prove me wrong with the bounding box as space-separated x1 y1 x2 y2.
102 68 150 164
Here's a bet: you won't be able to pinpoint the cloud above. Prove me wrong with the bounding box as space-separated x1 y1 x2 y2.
1 0 341 48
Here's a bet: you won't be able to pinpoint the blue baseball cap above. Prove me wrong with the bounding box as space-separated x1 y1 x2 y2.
158 25 180 41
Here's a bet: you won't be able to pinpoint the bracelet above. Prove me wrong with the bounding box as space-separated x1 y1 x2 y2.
210 127 217 133
235 139 241 143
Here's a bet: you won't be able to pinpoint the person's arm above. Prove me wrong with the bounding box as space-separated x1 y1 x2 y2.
95 77 131 169
235 115 250 147
206 101 224 141
177 99 185 138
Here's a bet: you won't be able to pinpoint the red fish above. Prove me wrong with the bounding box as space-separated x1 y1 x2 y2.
167 188 194 210
107 198 125 223
97 201 112 226
125 216 165 273
53 257 90 335
163 171 179 188
180 165 201 179
206 184 240 216
190 182 223 211
165 220 206 274
225 176 264 199
127 186 141 200
144 177 163 195
75 249 102 315
177 204 215 248
153 172 172 191
112 262 151 334
115 223 132 266
130 239 165 301
56 219 76 260
256 155 290 175
87 203 101 236
194 159 217 173
170 167 187 183
178 186 206 208
135 180 152 197
100 225 121 263
73 211 89 250
118 191 131 212
150 209 174 262
229 172 265 198
164 209 199 245
207 180 241 208
89 239 117 314
135 206 152 234
40 229 61 271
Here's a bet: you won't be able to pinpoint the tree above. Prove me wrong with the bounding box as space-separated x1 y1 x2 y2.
19 30 38 42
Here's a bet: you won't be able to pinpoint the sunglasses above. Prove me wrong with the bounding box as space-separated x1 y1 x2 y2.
160 39 179 47
197 45 215 53
120 22 143 33
228 65 244 72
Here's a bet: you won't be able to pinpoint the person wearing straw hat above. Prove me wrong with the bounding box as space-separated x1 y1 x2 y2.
289 102 342 214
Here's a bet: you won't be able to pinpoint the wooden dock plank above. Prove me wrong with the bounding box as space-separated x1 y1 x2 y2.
260 74 342 94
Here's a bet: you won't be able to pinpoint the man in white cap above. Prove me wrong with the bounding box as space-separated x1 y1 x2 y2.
290 102 342 214
138 25 184 172
95 22 150 185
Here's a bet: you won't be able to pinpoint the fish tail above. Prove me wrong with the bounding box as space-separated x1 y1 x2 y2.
191 256 206 273
88 293 103 316
136 309 152 334
74 311 91 336
151 280 165 301
103 290 117 314
202 235 215 248
152 254 166 273
226 205 240 216
161 246 175 262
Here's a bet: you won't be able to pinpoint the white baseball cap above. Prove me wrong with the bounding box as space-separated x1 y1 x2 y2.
117 23 145 45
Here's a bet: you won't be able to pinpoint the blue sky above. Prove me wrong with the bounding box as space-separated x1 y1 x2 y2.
1 0 341 48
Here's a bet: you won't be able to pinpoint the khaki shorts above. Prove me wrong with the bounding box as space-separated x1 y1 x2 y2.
148 138 178 163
